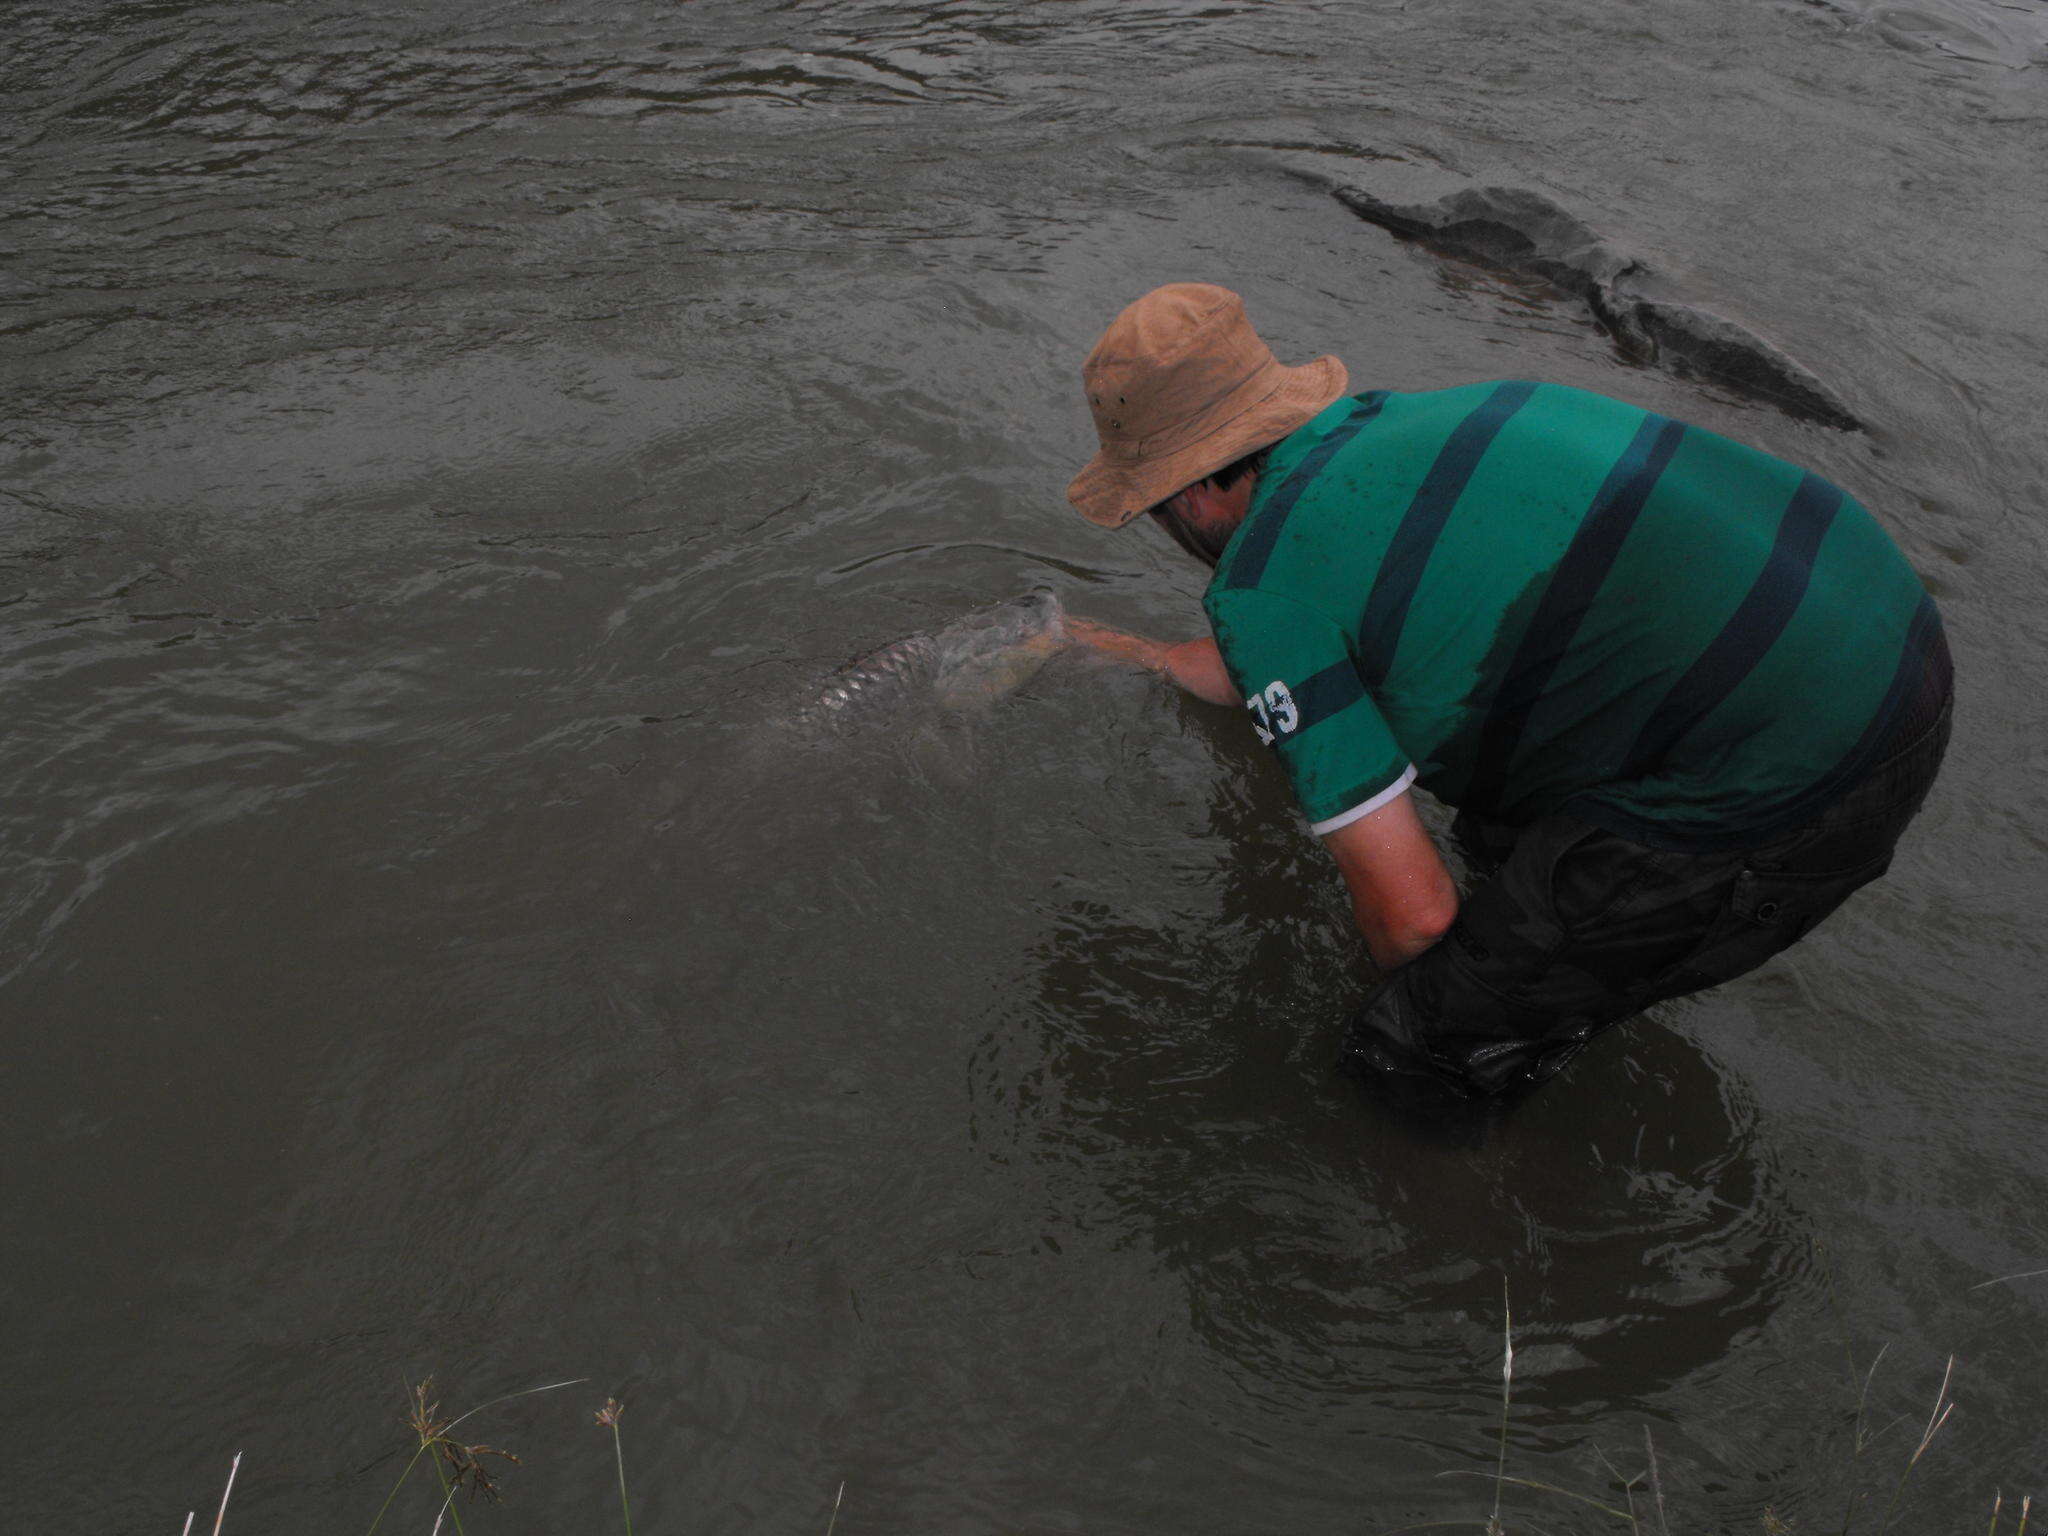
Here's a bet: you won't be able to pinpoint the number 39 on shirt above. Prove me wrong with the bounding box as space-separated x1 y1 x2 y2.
1246 680 1300 746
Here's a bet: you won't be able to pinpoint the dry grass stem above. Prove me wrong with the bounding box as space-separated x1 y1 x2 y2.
1854 1342 1892 1455
1877 1355 1956 1534
428 1479 462 1536
169 1357 2026 1536
1966 1267 2048 1293
1592 1444 1645 1534
1988 1491 2032 1536
1641 1427 1669 1536
366 1375 586 1536
209 1453 241 1536
1441 1470 1636 1522
1913 1356 1958 1464
594 1398 632 1536
445 1377 589 1436
427 1447 468 1536
1491 1278 1513 1536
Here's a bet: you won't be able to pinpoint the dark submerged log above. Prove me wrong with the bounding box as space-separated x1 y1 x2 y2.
1331 183 1865 432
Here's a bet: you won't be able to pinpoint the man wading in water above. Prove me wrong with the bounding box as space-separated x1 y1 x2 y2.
1065 283 1951 1106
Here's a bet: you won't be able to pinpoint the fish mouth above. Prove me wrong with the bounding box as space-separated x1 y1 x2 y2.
954 586 1066 638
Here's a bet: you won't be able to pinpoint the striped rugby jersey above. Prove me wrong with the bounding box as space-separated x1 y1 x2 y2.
1203 382 1942 850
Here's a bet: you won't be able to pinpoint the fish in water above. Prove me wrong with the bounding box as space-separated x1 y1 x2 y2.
807 588 1070 723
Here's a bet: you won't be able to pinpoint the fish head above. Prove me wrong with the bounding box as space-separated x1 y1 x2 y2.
929 589 1071 710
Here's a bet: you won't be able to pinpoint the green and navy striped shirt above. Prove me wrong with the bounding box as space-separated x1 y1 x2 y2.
1204 382 1942 850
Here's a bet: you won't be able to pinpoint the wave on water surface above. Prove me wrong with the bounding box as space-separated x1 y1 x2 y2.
1798 0 2048 68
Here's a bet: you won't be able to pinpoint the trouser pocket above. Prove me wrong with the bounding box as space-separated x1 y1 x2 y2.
1657 853 1892 999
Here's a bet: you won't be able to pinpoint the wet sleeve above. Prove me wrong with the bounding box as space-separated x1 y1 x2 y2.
1204 586 1417 832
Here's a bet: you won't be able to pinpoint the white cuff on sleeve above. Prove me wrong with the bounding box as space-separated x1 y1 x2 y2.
1308 764 1419 836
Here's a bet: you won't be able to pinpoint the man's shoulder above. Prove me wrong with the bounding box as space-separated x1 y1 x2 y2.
1265 378 1635 487
1212 381 1550 593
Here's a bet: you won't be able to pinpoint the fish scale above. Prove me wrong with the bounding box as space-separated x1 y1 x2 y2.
801 589 1068 726
813 631 944 714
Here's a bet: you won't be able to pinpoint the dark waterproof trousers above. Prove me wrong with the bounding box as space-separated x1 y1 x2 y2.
1341 660 1953 1102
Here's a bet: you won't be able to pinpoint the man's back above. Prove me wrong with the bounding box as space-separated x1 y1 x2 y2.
1205 382 1940 847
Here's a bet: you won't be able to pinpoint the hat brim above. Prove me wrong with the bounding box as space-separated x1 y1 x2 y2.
1066 355 1348 529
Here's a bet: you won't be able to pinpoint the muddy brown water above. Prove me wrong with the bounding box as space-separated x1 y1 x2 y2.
4 1 2046 1531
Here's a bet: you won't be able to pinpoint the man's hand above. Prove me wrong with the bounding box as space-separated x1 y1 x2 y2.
1322 791 1460 972
1067 618 1452 966
1067 618 1241 706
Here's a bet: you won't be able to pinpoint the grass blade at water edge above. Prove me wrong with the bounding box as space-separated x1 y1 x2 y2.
428 1478 461 1536
203 1453 240 1536
1966 1267 2048 1293
1492 1278 1512 1536
1642 1427 1668 1536
1877 1354 1954 1534
445 1378 589 1435
363 1444 429 1536
431 1447 467 1536
1440 1471 1636 1522
595 1399 632 1536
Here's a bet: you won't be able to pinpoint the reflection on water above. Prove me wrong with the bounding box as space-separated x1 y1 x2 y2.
979 764 1809 1473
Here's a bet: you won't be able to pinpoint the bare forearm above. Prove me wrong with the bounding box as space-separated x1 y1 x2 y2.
1155 638 1240 706
1067 619 1241 706
1357 897 1456 972
1325 792 1461 974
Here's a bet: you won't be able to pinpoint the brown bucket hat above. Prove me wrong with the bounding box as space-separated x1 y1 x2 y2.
1067 283 1347 528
